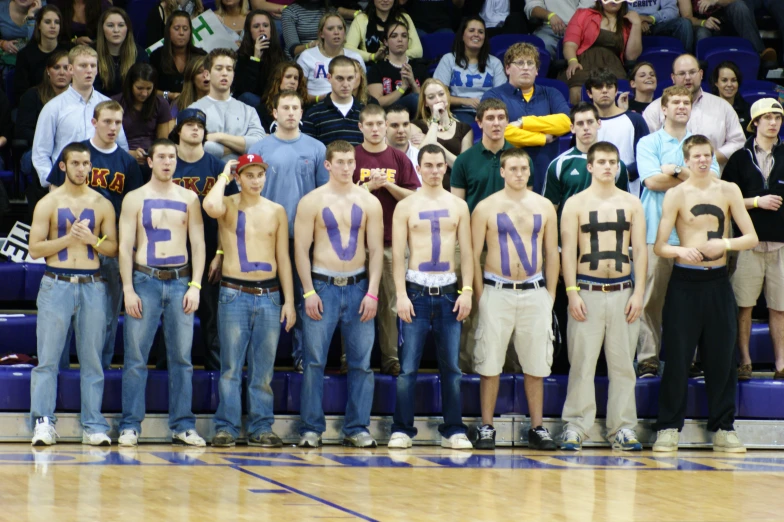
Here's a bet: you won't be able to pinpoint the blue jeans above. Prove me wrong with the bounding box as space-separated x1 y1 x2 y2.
300 277 375 436
121 271 196 434
237 92 261 109
392 287 466 438
30 275 109 433
695 1 765 53
214 286 282 437
398 92 420 118
100 255 122 369
650 17 694 53
743 0 784 62
289 239 304 363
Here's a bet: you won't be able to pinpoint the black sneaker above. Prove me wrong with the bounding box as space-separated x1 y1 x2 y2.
248 431 283 448
474 424 495 450
211 430 235 448
689 361 704 378
528 426 557 450
636 358 659 378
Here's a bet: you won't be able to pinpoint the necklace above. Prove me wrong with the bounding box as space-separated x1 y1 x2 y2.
438 118 454 133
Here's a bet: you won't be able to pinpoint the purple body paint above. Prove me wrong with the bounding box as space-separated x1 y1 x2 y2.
497 213 541 277
418 209 450 272
322 204 362 261
237 210 272 272
57 208 95 261
142 199 187 266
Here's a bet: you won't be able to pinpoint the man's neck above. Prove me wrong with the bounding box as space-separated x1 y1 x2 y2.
39 37 58 53
503 185 527 200
63 181 89 196
361 141 386 154
482 136 505 153
274 127 300 141
208 90 231 102
587 180 616 198
239 191 262 206
596 103 623 119
575 139 595 154
516 81 534 95
90 136 115 151
149 177 176 192
687 171 712 188
756 134 777 152
420 184 446 198
389 140 409 154
663 120 688 141
72 83 94 101
327 179 354 194
330 93 353 105
177 142 205 162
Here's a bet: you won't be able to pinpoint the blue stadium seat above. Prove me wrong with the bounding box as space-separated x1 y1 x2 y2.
57 368 123 412
0 314 37 354
130 0 159 48
635 377 660 418
654 76 674 99
490 34 550 73
697 38 760 82
749 322 773 364
696 36 755 60
421 32 456 63
513 374 568 416
559 135 572 154
0 366 32 411
242 370 288 414
23 263 46 301
287 371 349 414
0 262 25 301
740 80 779 105
685 377 739 418
536 78 569 103
738 380 784 419
637 48 680 90
372 373 441 415
641 36 685 53
470 120 481 143
461 374 514 416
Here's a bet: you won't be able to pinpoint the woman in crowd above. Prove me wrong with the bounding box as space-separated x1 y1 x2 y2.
627 60 655 114
145 0 204 48
281 0 327 58
216 0 249 42
712 61 752 137
367 19 425 116
234 9 286 107
258 60 307 131
52 0 110 45
433 16 505 124
0 0 39 58
149 11 206 104
560 0 642 104
346 0 422 63
94 8 148 96
350 56 377 106
298 11 364 103
13 5 70 105
170 54 209 117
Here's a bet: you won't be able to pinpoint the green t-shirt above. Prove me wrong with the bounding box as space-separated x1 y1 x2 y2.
451 141 524 214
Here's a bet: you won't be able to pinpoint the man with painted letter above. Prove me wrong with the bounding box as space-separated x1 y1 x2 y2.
28 142 118 446
388 144 474 451
117 139 207 448
294 140 384 448
652 134 758 453
204 153 296 448
559 141 647 452
470 148 559 451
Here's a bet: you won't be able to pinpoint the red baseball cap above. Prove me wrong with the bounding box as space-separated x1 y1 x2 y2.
236 153 268 174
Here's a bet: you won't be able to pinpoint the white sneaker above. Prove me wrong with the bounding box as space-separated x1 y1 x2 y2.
441 433 473 450
713 429 747 453
172 429 206 447
82 432 111 446
118 429 138 447
652 429 679 452
31 418 58 446
388 432 412 449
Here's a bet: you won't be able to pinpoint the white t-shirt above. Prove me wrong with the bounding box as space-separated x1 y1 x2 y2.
297 46 366 96
405 143 420 183
480 0 510 28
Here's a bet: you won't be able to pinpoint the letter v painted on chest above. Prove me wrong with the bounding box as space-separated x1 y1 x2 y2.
323 204 363 261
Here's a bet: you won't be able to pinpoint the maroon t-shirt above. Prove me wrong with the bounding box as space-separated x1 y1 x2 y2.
353 145 421 245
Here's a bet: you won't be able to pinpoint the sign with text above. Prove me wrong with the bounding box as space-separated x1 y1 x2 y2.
145 10 240 55
1 222 43 263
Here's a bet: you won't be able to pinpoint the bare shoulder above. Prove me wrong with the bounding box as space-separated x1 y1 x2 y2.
719 179 743 198
449 192 470 214
174 184 199 204
474 191 500 214
620 190 644 210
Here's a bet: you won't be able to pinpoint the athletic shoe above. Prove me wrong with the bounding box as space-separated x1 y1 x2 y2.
118 429 138 447
713 429 747 453
298 431 322 448
738 364 753 381
775 368 784 380
441 433 473 450
612 429 642 451
343 431 377 448
31 418 57 446
388 432 412 449
248 431 283 448
172 429 206 447
652 429 679 452
528 426 557 450
294 357 304 373
560 429 582 451
474 424 496 450
689 361 704 378
382 361 401 377
211 430 236 448
82 432 111 446
636 359 659 378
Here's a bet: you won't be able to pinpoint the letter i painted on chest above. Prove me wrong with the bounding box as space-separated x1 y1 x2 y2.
418 209 450 271
497 213 541 277
57 208 95 261
142 199 187 266
237 210 272 272
322 204 363 261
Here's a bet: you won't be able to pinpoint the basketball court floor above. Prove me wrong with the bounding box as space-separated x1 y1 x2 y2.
1 444 781 521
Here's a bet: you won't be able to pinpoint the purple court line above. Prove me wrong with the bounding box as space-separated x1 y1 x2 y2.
248 489 291 494
231 465 379 522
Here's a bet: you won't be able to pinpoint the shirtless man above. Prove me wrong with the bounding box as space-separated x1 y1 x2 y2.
559 142 647 452
471 148 560 451
294 140 384 448
118 139 207 448
388 144 473 450
652 134 758 453
203 154 296 448
28 142 117 446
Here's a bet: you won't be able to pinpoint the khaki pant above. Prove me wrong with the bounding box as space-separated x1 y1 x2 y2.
636 244 674 362
455 244 485 373
377 246 401 372
731 248 784 310
562 287 640 439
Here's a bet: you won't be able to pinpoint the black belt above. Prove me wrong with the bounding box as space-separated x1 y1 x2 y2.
483 277 544 291
44 272 102 284
221 281 280 295
133 263 192 280
405 282 458 296
577 280 633 292
311 272 367 286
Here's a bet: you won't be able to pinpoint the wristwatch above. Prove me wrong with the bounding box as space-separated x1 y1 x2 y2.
163 91 169 101
673 166 682 178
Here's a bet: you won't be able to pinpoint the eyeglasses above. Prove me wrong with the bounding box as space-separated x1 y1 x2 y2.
510 60 537 69
673 69 701 79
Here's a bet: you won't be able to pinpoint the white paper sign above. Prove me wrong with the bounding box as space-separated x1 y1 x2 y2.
0 222 43 264
146 10 240 55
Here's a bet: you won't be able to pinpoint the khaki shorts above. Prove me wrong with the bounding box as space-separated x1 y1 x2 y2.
731 248 784 310
473 284 554 377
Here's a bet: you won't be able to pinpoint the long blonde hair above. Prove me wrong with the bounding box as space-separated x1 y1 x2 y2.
162 0 205 20
349 57 368 105
174 55 209 111
416 78 454 121
96 8 137 91
317 10 347 49
216 0 249 17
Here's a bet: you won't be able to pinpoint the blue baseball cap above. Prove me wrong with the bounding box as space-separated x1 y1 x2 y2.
169 108 207 142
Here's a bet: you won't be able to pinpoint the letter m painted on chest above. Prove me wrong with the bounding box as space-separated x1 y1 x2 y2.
57 208 95 261
497 213 541 277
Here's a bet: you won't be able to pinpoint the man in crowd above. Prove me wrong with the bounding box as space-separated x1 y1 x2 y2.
628 0 693 51
303 55 365 146
385 104 420 174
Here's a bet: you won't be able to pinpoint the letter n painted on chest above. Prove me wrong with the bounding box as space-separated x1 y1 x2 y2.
322 204 362 261
237 210 272 272
497 213 541 277
142 199 187 265
418 209 450 272
57 208 95 261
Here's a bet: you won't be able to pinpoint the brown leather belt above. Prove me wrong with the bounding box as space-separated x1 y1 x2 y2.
577 280 633 292
220 280 280 295
133 263 192 280
44 272 102 284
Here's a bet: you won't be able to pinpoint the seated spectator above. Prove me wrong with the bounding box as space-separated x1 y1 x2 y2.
480 0 530 38
281 0 327 58
149 11 206 104
233 9 286 108
627 60 656 113
94 8 148 96
524 0 595 59
367 19 426 116
399 0 458 36
385 103 419 172
52 0 110 45
112 63 172 172
346 0 422 63
629 0 693 51
678 0 776 63
740 0 784 66
560 0 643 104
170 54 209 117
258 60 308 131
145 0 204 48
13 5 71 105
711 60 751 137
434 16 506 124
350 56 380 106
216 0 249 42
297 11 364 103
0 0 39 60
188 48 265 161
250 0 294 36
410 78 473 187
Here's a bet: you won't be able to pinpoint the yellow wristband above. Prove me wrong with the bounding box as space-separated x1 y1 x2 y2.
315 94 320 103
724 238 731 251
566 286 581 292
219 173 231 184
568 57 578 63
281 4 287 9
701 20 706 27
303 290 316 298
354 9 361 18
188 282 202 290
457 286 473 295
370 53 376 61
650 15 656 24
95 235 107 248
754 196 759 208
396 86 406 94
216 249 224 255
547 12 556 21
250 56 260 62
